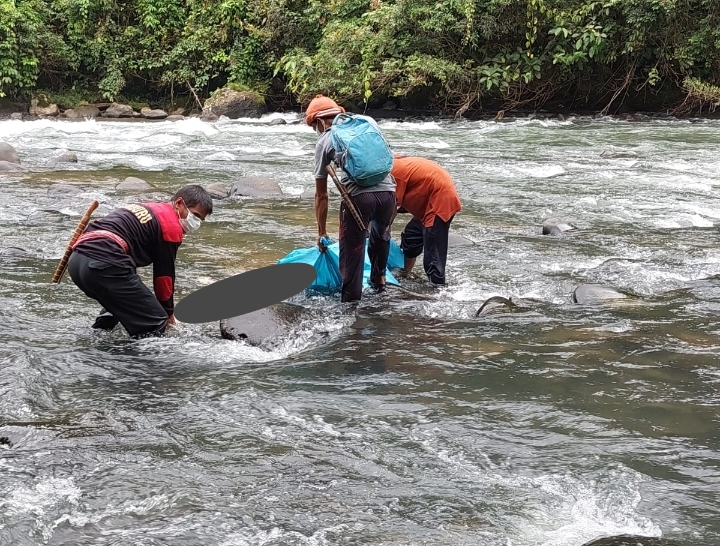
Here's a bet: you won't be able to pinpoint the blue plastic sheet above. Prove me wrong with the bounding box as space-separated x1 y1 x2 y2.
278 237 405 293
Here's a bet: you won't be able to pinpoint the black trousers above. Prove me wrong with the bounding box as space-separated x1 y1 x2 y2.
400 215 454 285
339 191 396 302
67 250 169 339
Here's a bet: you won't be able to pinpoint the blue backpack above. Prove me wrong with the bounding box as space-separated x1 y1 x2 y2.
330 113 394 187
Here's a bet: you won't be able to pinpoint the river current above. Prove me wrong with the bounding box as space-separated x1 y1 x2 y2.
0 113 718 546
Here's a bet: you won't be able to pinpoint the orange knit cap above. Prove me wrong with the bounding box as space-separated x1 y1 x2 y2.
305 94 345 126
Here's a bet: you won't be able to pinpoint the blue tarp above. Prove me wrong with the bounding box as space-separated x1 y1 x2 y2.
278 237 406 293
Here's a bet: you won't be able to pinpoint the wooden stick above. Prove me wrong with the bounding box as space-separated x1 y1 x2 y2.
326 164 367 232
51 200 99 283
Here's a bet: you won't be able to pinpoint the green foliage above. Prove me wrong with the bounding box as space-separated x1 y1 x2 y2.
1 0 719 114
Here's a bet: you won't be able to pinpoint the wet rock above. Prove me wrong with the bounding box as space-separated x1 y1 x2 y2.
542 222 576 236
0 142 20 164
220 303 306 346
53 152 78 163
601 150 638 159
572 284 628 304
63 106 100 119
30 102 59 116
0 160 27 172
140 107 168 120
580 535 684 546
0 436 13 448
102 103 135 118
557 113 566 121
200 111 219 122
166 115 185 122
202 87 266 119
475 296 517 317
10 112 22 120
206 182 230 200
230 176 282 198
170 107 186 116
0 247 31 259
117 176 152 191
268 118 287 125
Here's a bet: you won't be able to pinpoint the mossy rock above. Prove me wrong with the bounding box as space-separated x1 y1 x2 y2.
203 87 266 119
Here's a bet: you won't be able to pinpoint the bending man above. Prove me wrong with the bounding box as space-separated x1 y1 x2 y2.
67 185 213 338
391 156 462 286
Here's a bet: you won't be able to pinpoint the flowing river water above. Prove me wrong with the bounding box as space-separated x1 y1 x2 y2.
0 113 718 546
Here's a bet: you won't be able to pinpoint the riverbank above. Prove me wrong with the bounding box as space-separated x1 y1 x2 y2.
3 94 720 125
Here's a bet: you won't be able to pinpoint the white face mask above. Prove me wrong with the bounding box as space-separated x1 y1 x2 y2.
178 205 202 233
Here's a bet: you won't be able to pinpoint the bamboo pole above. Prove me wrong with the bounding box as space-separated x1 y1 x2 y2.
51 200 99 283
326 164 367 232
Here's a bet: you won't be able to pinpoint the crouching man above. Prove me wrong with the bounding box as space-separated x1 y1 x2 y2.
67 185 213 338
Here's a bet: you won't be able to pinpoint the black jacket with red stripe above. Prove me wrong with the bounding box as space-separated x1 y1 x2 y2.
72 202 184 315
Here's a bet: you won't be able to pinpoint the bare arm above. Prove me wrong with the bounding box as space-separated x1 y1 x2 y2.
315 176 329 249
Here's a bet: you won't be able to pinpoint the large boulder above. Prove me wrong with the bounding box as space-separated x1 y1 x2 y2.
220 303 306 345
63 106 100 119
0 142 20 164
202 88 266 119
140 107 168 120
102 103 135 118
29 101 59 116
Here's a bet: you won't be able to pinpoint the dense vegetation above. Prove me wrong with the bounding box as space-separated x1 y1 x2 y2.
1 0 719 116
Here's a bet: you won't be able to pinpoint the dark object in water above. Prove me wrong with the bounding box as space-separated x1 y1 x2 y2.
0 436 13 448
220 302 306 345
580 534 685 546
174 263 316 323
572 284 628 304
475 296 517 317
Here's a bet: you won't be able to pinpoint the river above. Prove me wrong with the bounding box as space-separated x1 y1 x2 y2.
0 113 718 546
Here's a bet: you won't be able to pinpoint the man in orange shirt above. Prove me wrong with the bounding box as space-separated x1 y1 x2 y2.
391 156 462 286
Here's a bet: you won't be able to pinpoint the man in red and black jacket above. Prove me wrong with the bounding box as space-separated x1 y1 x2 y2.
67 185 213 339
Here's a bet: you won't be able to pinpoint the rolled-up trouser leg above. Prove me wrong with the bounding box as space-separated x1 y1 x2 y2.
423 215 453 285
67 251 168 338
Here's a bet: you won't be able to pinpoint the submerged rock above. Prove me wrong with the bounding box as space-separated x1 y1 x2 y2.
0 247 31 259
542 222 576 236
52 152 78 163
580 535 685 546
47 184 83 197
220 303 306 346
0 160 27 172
206 182 230 199
117 176 152 191
230 176 282 198
475 296 517 317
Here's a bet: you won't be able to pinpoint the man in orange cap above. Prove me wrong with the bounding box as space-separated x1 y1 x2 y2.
305 94 397 303
391 155 462 286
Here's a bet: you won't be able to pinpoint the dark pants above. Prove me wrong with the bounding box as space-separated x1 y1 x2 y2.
339 191 396 302
400 215 454 285
67 251 169 339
